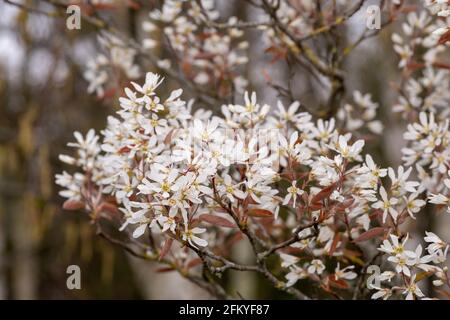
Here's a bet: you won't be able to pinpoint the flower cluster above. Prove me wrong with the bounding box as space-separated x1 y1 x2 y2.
142 0 249 97
260 0 315 53
392 5 450 118
337 91 383 136
84 33 140 98
370 232 449 300
424 0 450 36
52 0 450 300
57 70 449 299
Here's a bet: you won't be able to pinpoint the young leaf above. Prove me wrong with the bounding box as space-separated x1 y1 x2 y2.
199 214 236 228
63 199 84 211
438 29 450 45
354 227 385 242
246 209 273 218
311 184 336 205
329 276 349 289
159 238 174 260
156 267 175 273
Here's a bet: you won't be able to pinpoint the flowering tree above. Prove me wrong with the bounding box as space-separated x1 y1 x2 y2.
49 0 450 299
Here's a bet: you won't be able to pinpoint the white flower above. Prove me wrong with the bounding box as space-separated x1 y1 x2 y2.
410 244 434 271
307 259 325 275
132 222 150 238
379 271 396 282
217 174 246 203
388 166 419 194
387 252 415 276
379 234 410 256
68 129 99 154
182 227 208 248
428 193 450 213
285 266 308 287
424 231 449 259
138 168 179 198
158 210 178 233
131 72 163 96
371 287 392 300
372 186 399 223
403 275 425 300
404 193 426 218
334 263 357 281
394 44 412 68
192 118 221 143
279 253 299 268
334 135 365 160
276 100 301 122
283 180 304 207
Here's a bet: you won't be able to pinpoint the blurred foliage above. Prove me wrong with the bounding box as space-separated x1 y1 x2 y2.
0 1 142 299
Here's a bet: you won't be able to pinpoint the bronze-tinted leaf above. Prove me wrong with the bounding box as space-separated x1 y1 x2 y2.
309 203 323 211
63 199 84 211
311 184 336 205
354 227 385 242
335 197 355 212
328 233 340 256
155 267 175 273
328 276 349 289
159 238 174 260
246 209 273 218
199 214 236 228
98 202 119 215
438 29 450 45
164 129 174 145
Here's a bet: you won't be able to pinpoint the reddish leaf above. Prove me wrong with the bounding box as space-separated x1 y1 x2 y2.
438 29 450 45
99 87 117 99
328 276 349 289
244 195 260 206
369 209 383 220
199 214 236 228
328 233 340 256
215 207 229 214
156 267 175 273
311 184 336 205
159 238 174 260
63 199 84 211
309 203 323 211
246 209 273 218
181 60 193 75
98 202 119 215
354 227 385 242
126 0 141 10
164 129 174 145
118 146 131 154
433 62 450 70
296 205 306 220
335 197 355 212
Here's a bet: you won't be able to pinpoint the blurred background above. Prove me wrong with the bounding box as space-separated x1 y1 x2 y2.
0 0 448 299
